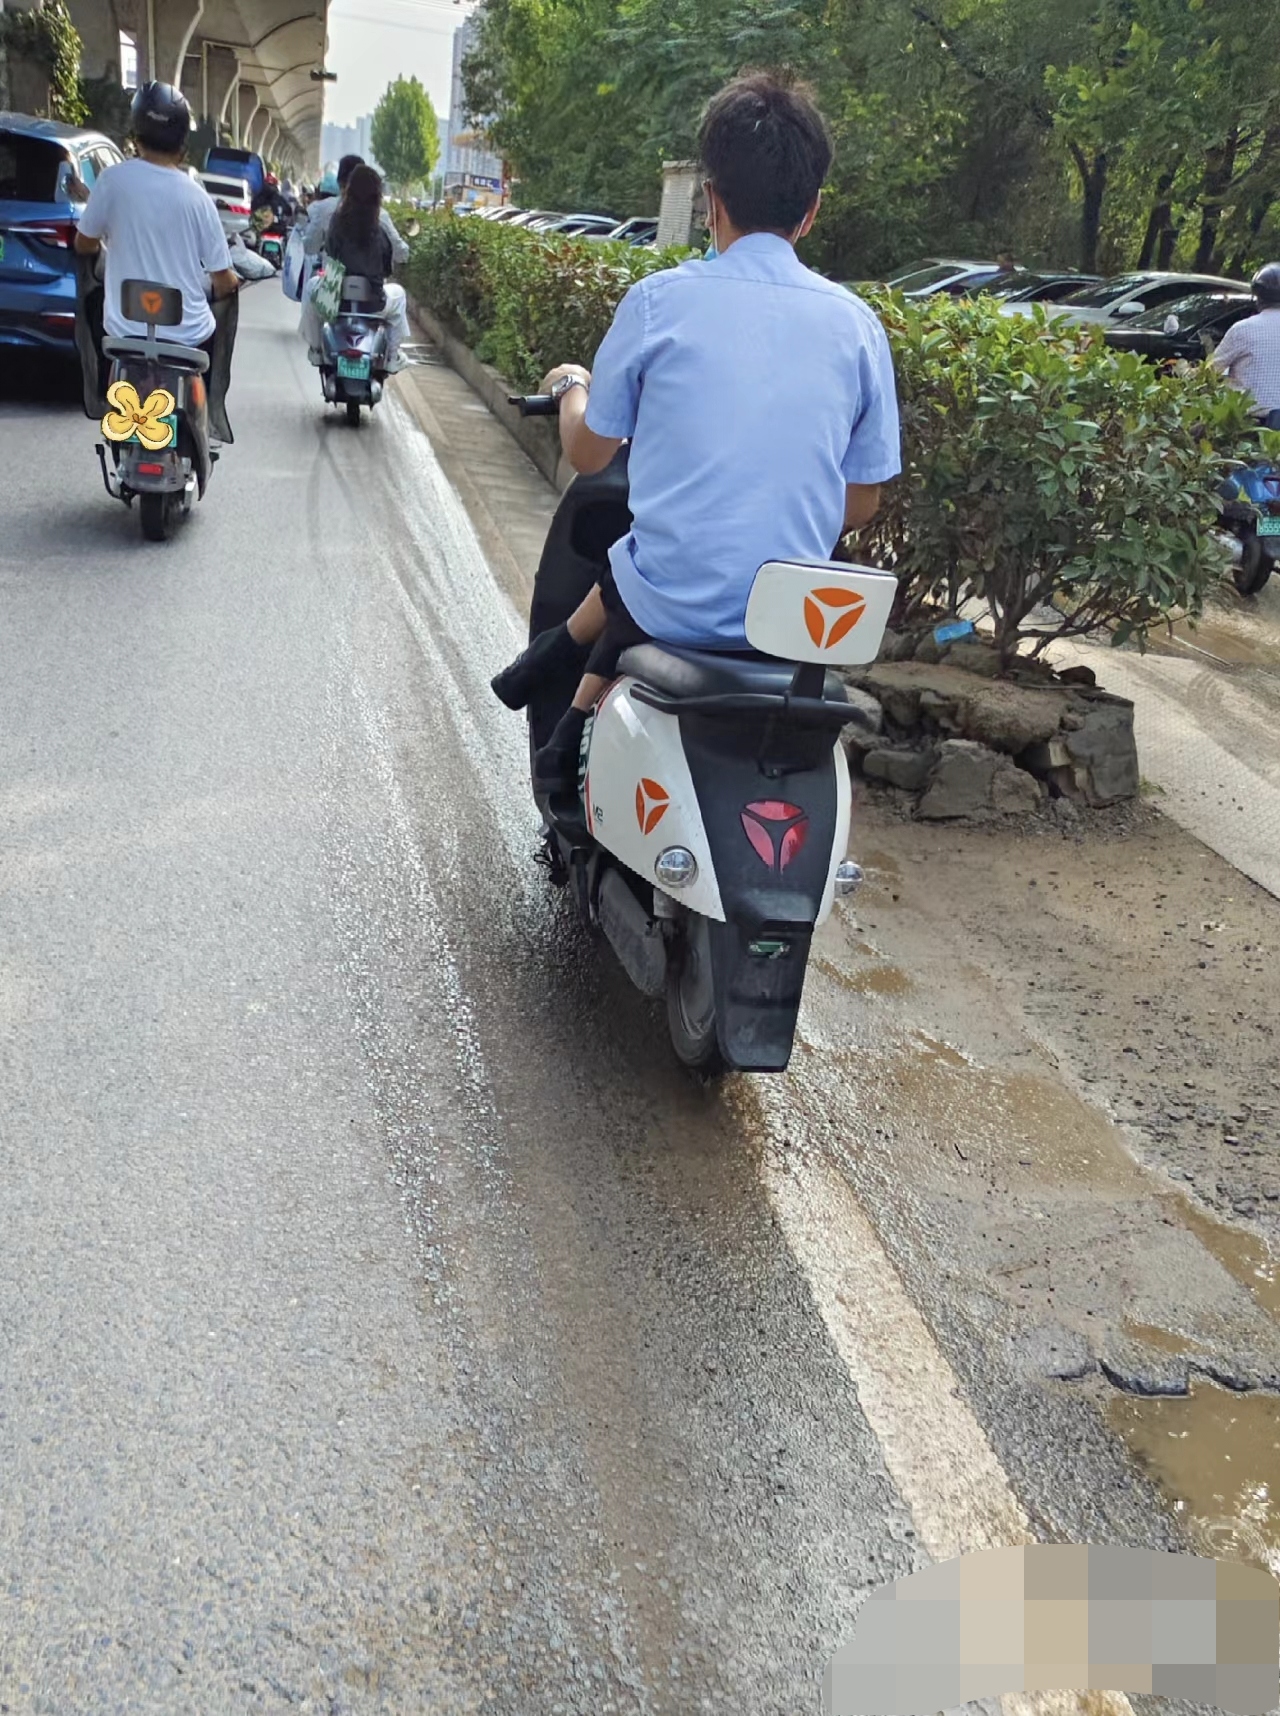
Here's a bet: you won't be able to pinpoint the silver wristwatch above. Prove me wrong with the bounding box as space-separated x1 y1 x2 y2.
551 373 589 403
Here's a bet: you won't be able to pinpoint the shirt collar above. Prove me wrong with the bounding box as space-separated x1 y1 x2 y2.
716 231 805 276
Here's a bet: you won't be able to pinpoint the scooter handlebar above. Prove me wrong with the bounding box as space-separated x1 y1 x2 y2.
508 393 557 417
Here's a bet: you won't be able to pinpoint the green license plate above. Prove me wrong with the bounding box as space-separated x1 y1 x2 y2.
337 355 370 380
1257 515 1280 536
0 234 5 262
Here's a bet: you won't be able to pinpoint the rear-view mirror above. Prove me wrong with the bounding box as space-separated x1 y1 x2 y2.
1115 300 1144 317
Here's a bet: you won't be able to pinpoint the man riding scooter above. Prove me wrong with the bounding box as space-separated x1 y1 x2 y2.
73 82 239 443
489 69 901 800
1210 262 1280 592
1211 262 1280 427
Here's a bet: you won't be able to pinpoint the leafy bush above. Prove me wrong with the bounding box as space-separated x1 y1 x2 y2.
403 214 1258 664
1 0 87 125
857 291 1257 662
403 212 690 390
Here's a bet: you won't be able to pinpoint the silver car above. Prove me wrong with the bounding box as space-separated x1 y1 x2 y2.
199 173 253 239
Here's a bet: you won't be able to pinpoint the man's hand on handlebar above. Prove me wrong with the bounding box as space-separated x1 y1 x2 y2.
540 362 591 396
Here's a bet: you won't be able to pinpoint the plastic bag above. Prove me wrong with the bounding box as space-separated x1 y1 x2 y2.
310 259 347 324
281 227 306 301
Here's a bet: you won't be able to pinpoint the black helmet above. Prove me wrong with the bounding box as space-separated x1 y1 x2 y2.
129 82 192 154
1251 263 1280 308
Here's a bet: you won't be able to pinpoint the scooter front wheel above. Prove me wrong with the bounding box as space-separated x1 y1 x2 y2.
666 913 725 1075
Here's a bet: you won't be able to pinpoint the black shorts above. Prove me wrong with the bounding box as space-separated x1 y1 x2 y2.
585 564 652 680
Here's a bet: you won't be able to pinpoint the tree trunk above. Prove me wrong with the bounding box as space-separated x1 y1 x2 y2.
1137 168 1176 269
1071 148 1108 273
1194 129 1239 272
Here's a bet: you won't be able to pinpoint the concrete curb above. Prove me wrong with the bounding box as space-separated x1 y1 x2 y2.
407 296 575 494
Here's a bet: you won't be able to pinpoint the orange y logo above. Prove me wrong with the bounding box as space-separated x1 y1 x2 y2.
804 587 866 650
635 778 669 835
140 289 164 317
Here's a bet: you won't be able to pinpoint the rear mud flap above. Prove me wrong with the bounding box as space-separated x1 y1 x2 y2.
708 919 813 1072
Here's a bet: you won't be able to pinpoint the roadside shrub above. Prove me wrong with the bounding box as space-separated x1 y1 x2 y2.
403 212 689 389
858 291 1258 663
403 214 1258 664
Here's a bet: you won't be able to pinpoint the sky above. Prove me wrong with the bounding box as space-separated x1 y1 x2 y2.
325 0 483 126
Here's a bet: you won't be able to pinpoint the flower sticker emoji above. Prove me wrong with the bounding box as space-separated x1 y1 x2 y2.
101 381 177 450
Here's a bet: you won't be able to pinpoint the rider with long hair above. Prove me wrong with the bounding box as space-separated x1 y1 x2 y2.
300 164 409 370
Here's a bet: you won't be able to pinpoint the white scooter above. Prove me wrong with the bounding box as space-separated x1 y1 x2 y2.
509 399 894 1075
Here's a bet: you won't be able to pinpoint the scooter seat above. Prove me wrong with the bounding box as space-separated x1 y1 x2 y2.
618 642 848 704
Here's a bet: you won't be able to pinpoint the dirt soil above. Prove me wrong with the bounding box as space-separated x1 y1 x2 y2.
852 789 1280 1235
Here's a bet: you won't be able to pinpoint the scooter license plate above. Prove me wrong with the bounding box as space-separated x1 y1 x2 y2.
337 355 371 381
1257 516 1280 535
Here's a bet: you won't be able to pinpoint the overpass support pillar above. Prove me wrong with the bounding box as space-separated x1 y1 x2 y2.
235 82 259 148
200 43 238 134
64 0 121 82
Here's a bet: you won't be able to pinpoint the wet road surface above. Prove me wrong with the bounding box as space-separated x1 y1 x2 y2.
1 290 1276 1712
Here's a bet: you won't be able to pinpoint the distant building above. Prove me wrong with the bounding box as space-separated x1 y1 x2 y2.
447 12 504 204
320 116 380 175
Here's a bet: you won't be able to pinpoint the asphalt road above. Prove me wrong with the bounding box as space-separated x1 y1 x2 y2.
0 289 1260 1715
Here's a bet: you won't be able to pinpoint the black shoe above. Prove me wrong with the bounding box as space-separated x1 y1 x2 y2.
491 624 590 711
533 708 588 798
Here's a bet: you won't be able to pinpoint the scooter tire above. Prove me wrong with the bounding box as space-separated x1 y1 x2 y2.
345 400 361 428
139 490 178 542
666 914 725 1076
1234 531 1272 595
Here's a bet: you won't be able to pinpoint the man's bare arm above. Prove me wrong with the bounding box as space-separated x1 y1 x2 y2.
844 482 881 534
543 363 622 475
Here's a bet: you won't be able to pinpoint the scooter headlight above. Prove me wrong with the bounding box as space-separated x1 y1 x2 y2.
834 860 864 898
655 847 698 889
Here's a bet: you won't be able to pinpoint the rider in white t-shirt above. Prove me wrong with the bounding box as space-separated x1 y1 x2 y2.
75 82 238 352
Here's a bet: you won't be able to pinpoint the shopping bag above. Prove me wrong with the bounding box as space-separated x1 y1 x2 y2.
310 259 347 324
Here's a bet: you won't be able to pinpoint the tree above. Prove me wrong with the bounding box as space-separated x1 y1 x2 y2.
370 76 440 194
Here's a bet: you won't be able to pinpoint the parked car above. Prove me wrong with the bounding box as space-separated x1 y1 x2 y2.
598 216 659 246
540 213 619 238
879 259 1002 296
204 145 265 200
1101 289 1255 362
1002 269 1246 325
485 206 528 223
0 112 123 354
507 209 564 229
199 171 253 240
975 269 1104 303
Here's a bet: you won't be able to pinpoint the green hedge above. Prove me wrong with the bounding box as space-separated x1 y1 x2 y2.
402 213 1259 663
402 211 691 391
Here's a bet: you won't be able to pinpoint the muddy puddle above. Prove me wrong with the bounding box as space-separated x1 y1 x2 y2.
1108 1386 1280 1578
1155 602 1280 675
881 1031 1280 1577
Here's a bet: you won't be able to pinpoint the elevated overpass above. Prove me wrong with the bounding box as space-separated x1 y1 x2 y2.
64 0 329 175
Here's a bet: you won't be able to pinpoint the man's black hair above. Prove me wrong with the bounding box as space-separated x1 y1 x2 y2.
697 69 832 234
337 153 364 188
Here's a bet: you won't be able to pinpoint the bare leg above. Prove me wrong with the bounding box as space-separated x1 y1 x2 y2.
570 673 609 713
566 584 607 646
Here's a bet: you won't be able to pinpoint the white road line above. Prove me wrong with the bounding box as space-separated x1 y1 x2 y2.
757 1126 1133 1716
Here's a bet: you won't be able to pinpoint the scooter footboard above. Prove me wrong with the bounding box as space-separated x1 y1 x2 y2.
707 917 813 1071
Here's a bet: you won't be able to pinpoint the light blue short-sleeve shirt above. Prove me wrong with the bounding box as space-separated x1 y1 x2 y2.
584 232 901 647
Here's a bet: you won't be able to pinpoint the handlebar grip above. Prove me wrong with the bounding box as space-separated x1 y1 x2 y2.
508 393 557 417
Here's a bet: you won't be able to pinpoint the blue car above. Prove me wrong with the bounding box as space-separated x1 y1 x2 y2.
0 113 123 356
